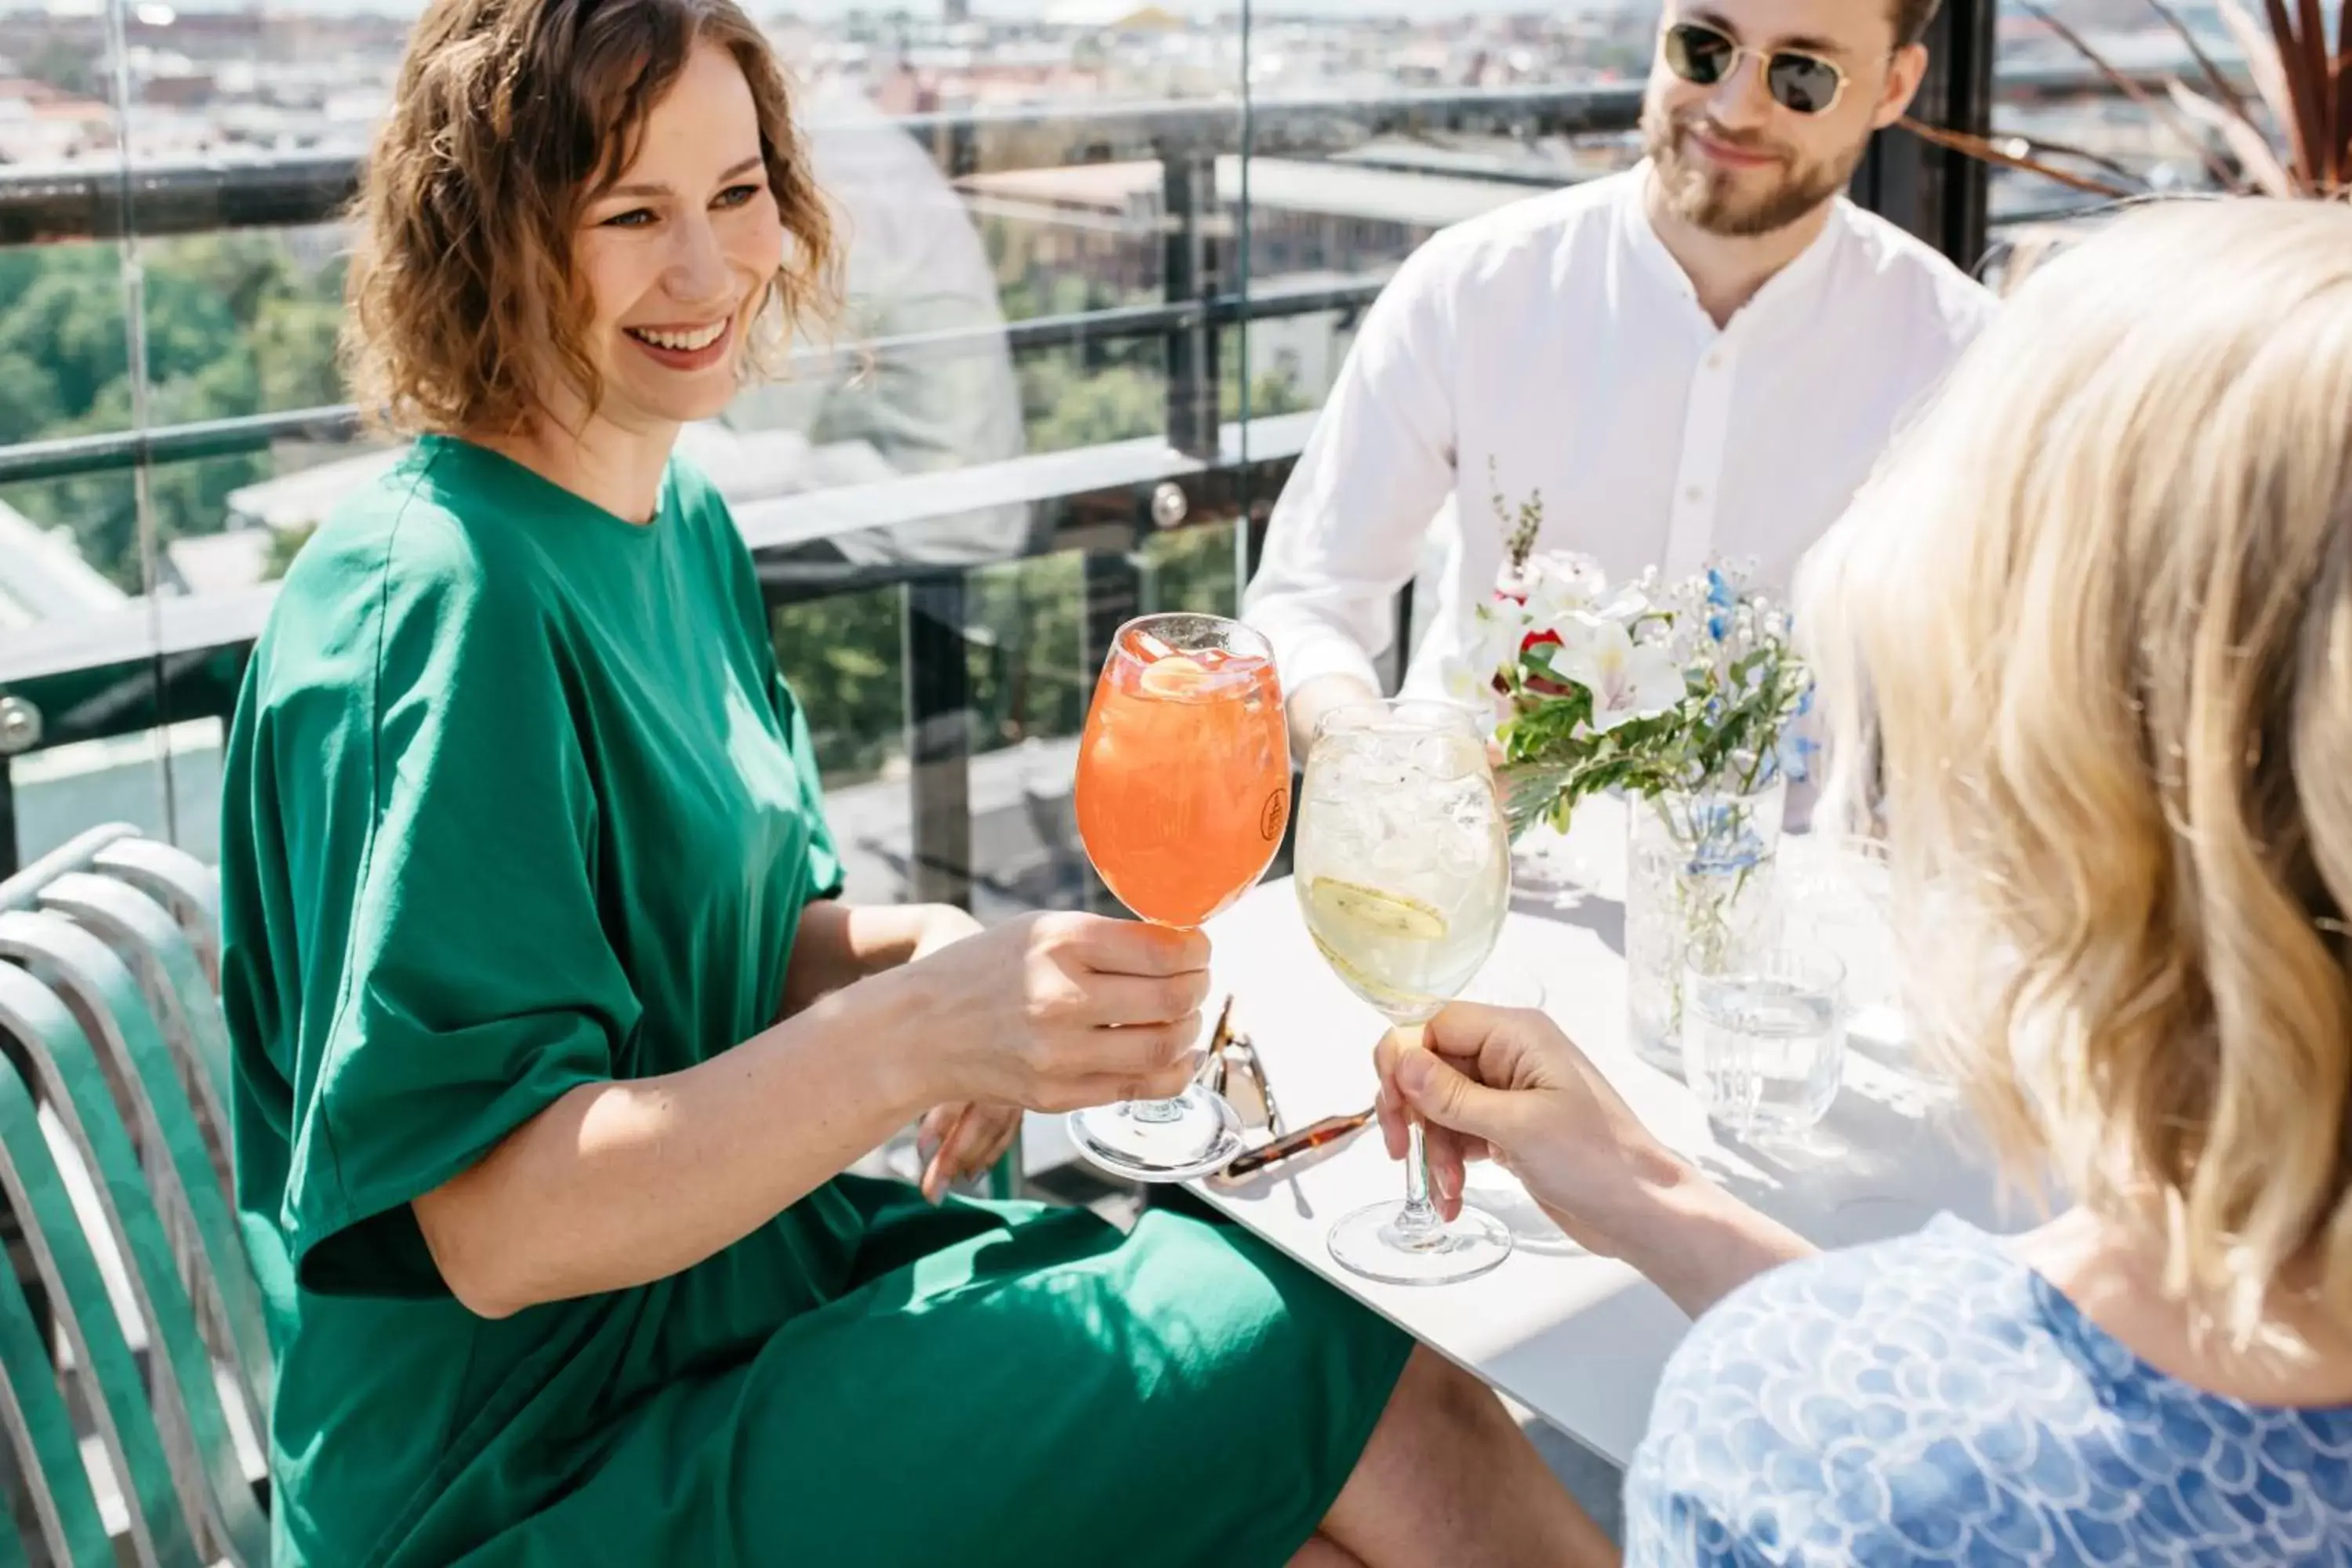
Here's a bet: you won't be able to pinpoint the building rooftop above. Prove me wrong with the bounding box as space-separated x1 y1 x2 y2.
960 147 1561 230
1213 153 1541 228
0 500 126 633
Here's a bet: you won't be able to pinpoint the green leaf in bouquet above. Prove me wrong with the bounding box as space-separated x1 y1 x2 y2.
1517 642 1586 700
1495 761 1578 840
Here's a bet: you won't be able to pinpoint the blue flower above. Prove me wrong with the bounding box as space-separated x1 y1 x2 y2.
1708 612 1730 642
1706 568 1736 609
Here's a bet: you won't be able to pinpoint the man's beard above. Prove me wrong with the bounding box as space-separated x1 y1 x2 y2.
1641 99 1867 238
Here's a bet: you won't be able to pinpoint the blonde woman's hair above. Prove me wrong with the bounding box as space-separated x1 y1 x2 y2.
1802 197 2352 1345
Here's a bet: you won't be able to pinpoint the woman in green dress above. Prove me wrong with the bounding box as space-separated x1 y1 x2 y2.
216 0 1610 1563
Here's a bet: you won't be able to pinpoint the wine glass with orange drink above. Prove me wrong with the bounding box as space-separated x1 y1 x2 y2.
1066 612 1290 1181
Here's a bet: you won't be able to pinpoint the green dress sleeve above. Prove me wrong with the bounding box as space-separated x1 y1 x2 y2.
282 517 633 1297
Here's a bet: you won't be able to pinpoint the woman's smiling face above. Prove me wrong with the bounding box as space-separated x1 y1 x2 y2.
567 38 786 432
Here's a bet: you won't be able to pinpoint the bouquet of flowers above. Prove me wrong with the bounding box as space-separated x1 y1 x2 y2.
1442 550 1816 840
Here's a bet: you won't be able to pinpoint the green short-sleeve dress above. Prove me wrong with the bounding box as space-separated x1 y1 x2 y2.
217 436 1410 1568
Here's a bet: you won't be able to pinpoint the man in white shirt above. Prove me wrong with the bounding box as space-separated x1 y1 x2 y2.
1244 0 1998 748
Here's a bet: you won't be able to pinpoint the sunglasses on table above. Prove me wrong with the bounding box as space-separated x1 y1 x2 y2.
1661 20 1850 115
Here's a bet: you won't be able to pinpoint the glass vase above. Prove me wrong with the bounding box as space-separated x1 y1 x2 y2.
1625 775 1788 1075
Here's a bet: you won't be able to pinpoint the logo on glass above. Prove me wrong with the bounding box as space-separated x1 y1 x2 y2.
1260 787 1289 842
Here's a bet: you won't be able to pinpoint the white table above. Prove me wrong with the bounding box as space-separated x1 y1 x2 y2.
1187 801 2026 1468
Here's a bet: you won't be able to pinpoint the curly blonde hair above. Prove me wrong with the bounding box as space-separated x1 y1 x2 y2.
342 0 837 434
1803 197 2352 1346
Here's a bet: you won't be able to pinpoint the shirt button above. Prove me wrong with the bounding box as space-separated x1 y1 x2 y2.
1685 485 1705 503
1704 353 1724 372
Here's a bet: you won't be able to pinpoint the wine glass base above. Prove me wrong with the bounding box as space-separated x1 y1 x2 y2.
1066 1087 1247 1184
1327 1200 1514 1286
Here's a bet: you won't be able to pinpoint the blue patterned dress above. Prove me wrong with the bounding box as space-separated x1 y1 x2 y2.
1624 1215 2352 1565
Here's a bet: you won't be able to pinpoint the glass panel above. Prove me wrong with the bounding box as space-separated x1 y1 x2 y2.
128 231 349 419
0 2 1284 891
809 552 1091 921
783 583 909 789
111 7 403 166
2 718 218 869
1985 2 2262 256
0 2 146 878
1143 518 1240 622
0 241 134 444
795 521 1244 920
1 458 250 874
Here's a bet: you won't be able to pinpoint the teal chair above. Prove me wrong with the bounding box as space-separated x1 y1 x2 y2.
0 829 269 1567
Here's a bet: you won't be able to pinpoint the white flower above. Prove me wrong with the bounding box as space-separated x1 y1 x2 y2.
1554 612 1687 732
1430 658 1486 710
1465 598 1530 675
1599 583 1654 623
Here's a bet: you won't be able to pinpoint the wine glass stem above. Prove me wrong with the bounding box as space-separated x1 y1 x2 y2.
1134 1040 1220 1123
1127 919 1203 1124
1399 1125 1443 1236
1393 1022 1443 1239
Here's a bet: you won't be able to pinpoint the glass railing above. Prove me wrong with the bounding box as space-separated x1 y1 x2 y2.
0 71 1661 898
0 0 2220 901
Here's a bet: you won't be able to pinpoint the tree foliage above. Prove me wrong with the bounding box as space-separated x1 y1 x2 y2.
0 235 347 590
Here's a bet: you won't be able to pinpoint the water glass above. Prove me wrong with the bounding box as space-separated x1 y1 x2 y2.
1681 944 1846 1138
1782 835 1904 1051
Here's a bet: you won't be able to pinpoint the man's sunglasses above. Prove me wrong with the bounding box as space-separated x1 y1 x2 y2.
1661 21 1849 116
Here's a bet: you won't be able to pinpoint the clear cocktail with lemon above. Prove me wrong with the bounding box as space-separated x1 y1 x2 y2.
1294 699 1514 1284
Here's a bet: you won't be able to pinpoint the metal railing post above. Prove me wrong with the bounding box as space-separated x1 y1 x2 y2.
901 574 974 911
1076 547 1144 916
1851 0 1995 266
0 764 16 884
1161 149 1221 460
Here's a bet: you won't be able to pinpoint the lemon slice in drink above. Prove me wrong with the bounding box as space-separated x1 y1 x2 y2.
1140 655 1208 698
1306 877 1450 942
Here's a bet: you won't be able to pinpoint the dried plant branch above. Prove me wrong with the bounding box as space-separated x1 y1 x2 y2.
2336 48 2352 180
2218 0 2300 169
1936 0 2352 206
2293 0 2332 183
2169 78 2296 193
2018 0 2244 188
1997 131 2145 184
1897 117 2139 198
2143 0 2258 125
2260 0 2321 183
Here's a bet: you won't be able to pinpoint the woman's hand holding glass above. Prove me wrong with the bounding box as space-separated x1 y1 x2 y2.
1066 613 1290 1181
896 905 1016 1200
880 910 1213 1118
1376 1003 1815 1317
1372 1004 1681 1253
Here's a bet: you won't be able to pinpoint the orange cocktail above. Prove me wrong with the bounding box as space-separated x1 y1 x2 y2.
1065 612 1288 1182
1074 615 1289 929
